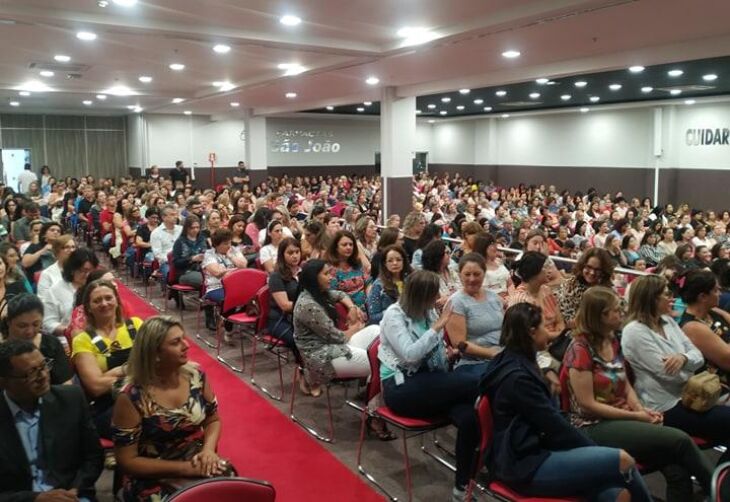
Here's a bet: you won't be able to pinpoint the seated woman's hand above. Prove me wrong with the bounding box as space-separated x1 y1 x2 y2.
191 450 226 477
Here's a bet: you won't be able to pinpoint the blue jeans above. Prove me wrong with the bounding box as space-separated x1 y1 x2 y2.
204 288 225 303
159 262 169 285
454 361 488 381
382 370 479 488
520 447 652 502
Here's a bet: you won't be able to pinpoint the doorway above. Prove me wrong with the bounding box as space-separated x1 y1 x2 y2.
1 148 32 192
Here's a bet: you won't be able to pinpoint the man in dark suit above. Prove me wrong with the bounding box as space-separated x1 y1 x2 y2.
0 339 103 502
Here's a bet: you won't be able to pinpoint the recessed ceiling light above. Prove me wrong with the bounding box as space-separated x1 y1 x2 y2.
416 109 422 114
285 92 297 99
574 81 587 88
213 44 231 54
212 81 235 91
97 0 108 6
230 102 240 107
363 101 372 106
529 92 540 99
441 97 451 103
561 94 571 100
15 80 52 93
427 104 436 109
138 75 152 83
126 105 136 110
628 66 645 73
278 63 306 76
495 90 506 97
501 50 520 59
102 85 135 96
590 96 600 102
684 99 696 105
280 15 301 26
609 83 622 91
54 54 71 63
641 86 653 93
76 31 97 41
18 91 30 96
96 94 106 100
9 101 19 107
183 110 192 115
536 78 549 84
580 107 589 113
428 119 435 124
546 81 557 86
357 107 365 112
501 113 510 118
483 106 492 112
365 76 380 86
459 89 470 95
667 69 683 77
456 105 465 110
169 63 185 71
39 70 54 77
326 106 334 111
473 99 484 105
439 111 447 115
172 98 184 104
83 100 93 105
670 89 682 95
703 74 718 82
112 0 137 6
396 26 438 46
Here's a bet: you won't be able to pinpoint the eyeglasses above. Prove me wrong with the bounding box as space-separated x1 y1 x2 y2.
7 358 54 382
583 264 604 276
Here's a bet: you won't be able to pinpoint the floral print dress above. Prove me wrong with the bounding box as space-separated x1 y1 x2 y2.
113 367 217 501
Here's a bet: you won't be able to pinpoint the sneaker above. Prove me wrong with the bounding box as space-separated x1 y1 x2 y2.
223 332 234 345
451 486 476 502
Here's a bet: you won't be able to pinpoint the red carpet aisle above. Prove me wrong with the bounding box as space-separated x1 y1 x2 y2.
117 282 384 502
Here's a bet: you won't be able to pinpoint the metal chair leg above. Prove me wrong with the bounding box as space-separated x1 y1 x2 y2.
195 302 217 349
250 339 287 401
356 410 399 501
289 369 336 443
215 323 244 373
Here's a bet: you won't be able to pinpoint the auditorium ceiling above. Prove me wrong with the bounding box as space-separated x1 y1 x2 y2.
0 0 728 117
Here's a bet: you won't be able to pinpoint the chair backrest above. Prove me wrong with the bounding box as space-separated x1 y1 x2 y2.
711 461 730 502
166 251 179 284
365 337 382 403
221 268 268 314
335 302 349 330
558 364 571 412
167 477 276 502
256 285 271 333
473 395 493 475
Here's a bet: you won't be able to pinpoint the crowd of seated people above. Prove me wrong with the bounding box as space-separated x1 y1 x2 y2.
2 164 730 500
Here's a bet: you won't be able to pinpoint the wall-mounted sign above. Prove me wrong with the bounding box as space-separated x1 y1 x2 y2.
271 129 341 153
685 128 730 146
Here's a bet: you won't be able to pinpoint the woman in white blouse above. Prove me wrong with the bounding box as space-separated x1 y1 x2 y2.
41 248 98 337
622 274 730 466
36 234 77 293
474 233 513 304
259 220 285 273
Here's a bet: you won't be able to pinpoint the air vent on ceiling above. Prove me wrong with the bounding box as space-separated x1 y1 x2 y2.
655 85 715 93
29 61 91 73
503 101 542 107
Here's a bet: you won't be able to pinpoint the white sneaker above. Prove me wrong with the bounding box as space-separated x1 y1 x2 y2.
451 486 476 502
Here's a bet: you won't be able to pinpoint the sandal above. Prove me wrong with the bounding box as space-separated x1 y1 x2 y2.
366 417 397 441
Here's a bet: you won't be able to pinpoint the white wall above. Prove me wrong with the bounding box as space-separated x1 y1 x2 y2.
479 108 654 167
143 114 245 169
267 117 378 166
430 120 475 164
668 102 730 169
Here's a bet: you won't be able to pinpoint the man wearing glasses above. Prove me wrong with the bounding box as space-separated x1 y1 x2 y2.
0 339 103 501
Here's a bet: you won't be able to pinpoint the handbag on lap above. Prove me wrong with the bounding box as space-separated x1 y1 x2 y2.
681 370 721 412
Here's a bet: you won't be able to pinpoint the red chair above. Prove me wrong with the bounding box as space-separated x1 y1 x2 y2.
711 461 730 502
217 268 268 373
356 338 452 501
195 266 221 349
464 395 580 502
167 477 275 502
250 285 293 401
165 252 199 320
289 303 364 443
